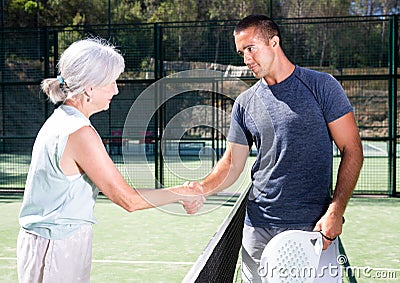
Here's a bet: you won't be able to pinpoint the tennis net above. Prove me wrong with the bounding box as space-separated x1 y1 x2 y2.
182 185 250 283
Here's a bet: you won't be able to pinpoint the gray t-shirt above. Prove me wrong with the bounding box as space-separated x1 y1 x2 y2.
228 66 353 228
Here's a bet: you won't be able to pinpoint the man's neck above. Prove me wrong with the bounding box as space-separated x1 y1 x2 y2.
263 55 295 85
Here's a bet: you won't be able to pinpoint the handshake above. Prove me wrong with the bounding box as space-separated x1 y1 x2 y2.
179 181 207 215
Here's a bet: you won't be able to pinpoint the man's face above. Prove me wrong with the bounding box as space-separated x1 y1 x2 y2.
234 26 276 80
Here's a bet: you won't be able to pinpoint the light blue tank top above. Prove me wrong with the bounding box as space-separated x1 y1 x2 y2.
19 105 99 240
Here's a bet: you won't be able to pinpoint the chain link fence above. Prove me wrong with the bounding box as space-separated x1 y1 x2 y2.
0 16 398 195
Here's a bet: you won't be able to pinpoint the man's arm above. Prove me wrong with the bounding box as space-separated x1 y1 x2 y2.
198 142 250 196
315 112 364 249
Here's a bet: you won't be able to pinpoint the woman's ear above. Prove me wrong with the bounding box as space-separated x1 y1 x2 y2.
84 86 93 95
84 87 93 102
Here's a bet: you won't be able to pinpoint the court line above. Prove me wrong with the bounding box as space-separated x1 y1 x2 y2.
1 257 399 272
92 259 195 265
0 257 194 265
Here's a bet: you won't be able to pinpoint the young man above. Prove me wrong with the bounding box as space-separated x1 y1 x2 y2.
190 15 363 282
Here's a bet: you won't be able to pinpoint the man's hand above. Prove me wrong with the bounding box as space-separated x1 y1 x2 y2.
314 212 343 250
180 181 206 215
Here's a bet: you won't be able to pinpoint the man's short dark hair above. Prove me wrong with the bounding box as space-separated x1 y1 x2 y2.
234 14 281 44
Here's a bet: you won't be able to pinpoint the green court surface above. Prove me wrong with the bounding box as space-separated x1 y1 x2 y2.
0 196 237 282
0 196 399 282
340 198 400 283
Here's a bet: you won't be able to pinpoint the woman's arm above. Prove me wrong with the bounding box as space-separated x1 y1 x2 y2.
61 126 204 213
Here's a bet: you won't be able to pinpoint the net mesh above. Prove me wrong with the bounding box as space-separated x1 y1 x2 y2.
183 185 250 283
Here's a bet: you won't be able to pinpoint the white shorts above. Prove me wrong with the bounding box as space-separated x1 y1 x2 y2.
17 224 93 283
241 224 342 283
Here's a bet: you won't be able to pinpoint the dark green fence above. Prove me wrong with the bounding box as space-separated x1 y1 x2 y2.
0 16 398 195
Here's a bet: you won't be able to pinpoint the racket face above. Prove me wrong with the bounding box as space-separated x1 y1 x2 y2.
259 230 323 283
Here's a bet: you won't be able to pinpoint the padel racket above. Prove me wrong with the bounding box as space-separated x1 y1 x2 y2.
259 230 323 283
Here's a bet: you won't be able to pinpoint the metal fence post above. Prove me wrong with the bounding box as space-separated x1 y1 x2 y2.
388 15 398 196
154 23 164 188
43 27 50 119
0 9 4 152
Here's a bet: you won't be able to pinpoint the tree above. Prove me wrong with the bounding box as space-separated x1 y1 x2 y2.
3 0 399 28
207 0 271 21
350 0 399 15
6 0 44 27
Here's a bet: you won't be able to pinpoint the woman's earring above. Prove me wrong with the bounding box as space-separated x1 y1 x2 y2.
85 92 92 103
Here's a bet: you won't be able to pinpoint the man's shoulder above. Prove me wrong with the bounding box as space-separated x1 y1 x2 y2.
236 80 262 102
296 66 334 81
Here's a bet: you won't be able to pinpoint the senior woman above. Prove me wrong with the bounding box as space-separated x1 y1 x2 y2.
17 38 204 283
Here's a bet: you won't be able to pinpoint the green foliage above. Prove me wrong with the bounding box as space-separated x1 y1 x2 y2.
350 0 400 15
22 1 38 13
113 1 144 23
44 0 109 26
3 0 399 28
1 1 398 80
7 0 44 27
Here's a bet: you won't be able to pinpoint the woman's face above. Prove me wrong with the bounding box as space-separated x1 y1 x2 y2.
88 81 119 112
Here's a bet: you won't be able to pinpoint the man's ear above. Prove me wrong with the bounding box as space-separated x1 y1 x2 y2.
270 35 280 47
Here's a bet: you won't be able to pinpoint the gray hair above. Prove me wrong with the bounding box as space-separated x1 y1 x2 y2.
41 38 125 104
